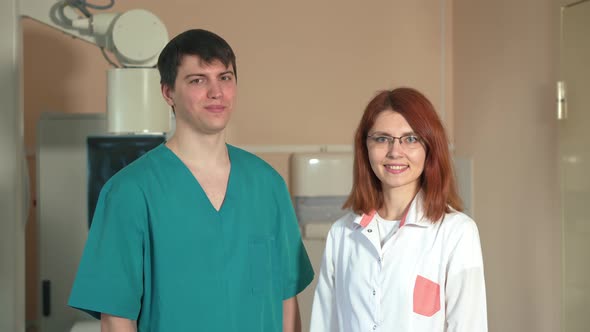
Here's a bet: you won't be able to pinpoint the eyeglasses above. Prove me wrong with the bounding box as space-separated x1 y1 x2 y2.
366 134 423 149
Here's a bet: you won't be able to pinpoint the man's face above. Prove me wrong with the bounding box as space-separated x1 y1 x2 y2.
162 55 237 135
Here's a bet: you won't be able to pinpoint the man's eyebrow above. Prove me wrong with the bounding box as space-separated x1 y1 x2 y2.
184 71 234 79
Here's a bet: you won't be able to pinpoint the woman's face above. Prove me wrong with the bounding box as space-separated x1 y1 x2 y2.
366 110 426 195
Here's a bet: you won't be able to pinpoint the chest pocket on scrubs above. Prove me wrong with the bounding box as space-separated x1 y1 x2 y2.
249 236 275 296
413 275 441 317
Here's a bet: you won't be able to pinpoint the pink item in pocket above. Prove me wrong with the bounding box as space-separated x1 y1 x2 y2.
413 275 441 317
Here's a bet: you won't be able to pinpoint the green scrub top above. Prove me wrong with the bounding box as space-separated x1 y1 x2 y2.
68 144 314 331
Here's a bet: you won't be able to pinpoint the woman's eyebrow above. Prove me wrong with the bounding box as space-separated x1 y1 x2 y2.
369 131 416 136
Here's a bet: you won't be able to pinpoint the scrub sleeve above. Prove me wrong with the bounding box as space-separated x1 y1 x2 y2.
273 173 314 299
68 179 146 320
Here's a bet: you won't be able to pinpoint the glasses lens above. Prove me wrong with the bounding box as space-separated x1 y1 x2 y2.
402 136 420 149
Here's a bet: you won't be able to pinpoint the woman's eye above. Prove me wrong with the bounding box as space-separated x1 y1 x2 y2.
375 136 390 143
404 136 419 143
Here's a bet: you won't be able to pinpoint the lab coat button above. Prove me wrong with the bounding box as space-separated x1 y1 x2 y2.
367 229 373 233
373 325 377 330
372 290 376 296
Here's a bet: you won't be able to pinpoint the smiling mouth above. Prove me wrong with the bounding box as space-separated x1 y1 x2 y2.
386 165 408 170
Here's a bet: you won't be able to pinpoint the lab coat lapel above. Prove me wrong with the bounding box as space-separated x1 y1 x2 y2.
353 211 382 256
403 191 432 227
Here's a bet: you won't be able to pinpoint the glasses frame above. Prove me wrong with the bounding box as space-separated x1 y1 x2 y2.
366 133 424 149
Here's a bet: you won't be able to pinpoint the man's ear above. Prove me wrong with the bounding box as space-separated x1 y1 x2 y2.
161 84 175 107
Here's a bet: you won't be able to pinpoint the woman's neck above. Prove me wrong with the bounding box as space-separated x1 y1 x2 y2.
379 185 419 220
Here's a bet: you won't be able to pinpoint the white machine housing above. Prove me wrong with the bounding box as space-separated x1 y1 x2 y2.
107 68 170 134
290 152 354 238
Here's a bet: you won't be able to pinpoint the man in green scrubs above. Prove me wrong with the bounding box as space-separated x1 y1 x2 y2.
68 29 314 332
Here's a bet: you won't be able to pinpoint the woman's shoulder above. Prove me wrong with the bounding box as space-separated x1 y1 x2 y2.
440 210 481 243
443 209 476 226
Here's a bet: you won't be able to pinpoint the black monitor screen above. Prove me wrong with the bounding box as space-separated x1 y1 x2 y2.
87 135 165 228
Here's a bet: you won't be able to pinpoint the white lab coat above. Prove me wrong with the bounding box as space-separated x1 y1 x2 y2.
309 192 487 332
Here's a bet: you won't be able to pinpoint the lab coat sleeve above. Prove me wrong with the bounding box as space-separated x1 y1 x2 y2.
445 218 488 331
309 225 339 332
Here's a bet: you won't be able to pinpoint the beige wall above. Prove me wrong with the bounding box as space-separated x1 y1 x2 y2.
453 0 562 331
23 0 451 329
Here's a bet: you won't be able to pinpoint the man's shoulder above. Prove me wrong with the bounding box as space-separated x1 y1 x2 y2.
228 144 280 177
107 145 164 188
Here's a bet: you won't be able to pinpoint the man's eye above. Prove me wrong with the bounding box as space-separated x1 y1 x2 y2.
190 78 204 84
221 75 233 81
404 136 419 144
374 136 390 143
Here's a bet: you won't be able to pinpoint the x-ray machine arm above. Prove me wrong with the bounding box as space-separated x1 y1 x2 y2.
19 0 171 134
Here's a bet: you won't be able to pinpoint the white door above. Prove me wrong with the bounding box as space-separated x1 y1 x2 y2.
38 114 108 332
560 1 590 331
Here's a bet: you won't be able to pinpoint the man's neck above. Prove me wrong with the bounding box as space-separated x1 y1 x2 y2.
166 129 228 168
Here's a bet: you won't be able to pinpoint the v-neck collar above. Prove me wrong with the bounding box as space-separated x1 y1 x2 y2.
159 143 234 214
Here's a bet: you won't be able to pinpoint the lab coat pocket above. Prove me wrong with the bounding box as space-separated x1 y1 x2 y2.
248 236 274 296
413 275 440 317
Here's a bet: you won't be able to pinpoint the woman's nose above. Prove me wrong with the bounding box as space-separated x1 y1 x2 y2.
386 138 404 157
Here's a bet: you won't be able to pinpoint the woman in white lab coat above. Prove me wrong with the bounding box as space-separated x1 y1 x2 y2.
310 87 487 332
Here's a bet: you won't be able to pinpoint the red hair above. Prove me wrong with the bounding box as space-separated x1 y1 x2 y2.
343 87 463 221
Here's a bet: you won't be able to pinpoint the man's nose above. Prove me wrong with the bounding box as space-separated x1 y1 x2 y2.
208 82 222 99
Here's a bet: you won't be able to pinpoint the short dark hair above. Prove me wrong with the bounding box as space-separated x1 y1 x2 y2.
343 87 462 221
157 29 237 88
